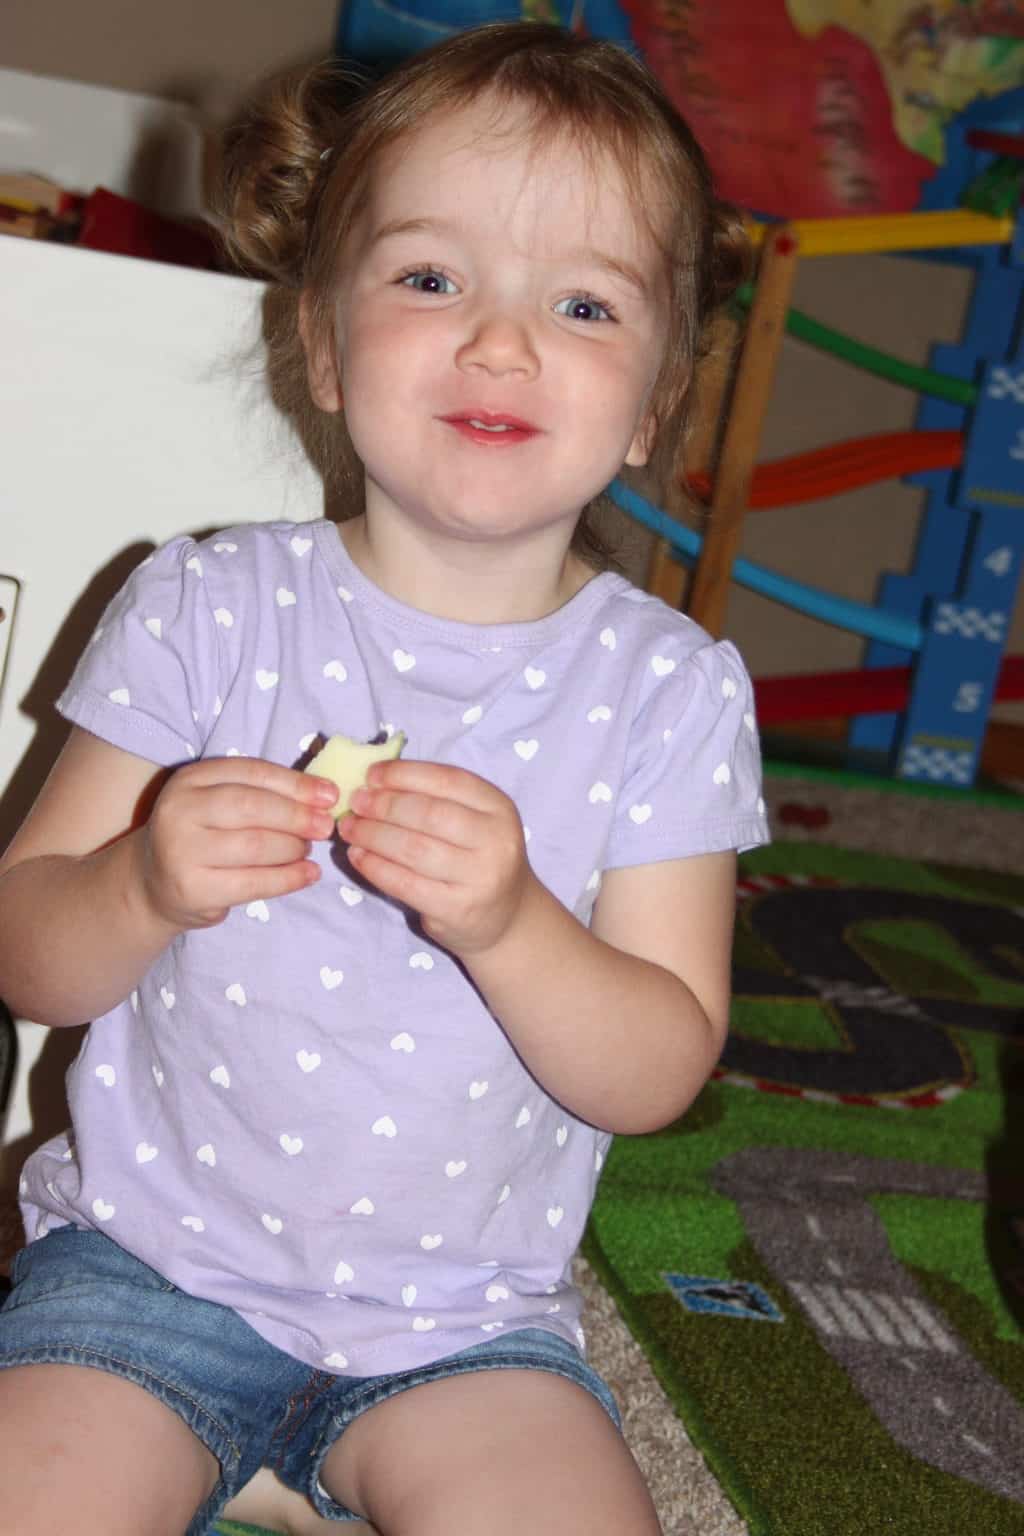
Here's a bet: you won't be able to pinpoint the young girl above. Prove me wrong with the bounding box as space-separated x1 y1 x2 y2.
0 22 767 1536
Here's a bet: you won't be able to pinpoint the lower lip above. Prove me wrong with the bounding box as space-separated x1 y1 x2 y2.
442 418 538 447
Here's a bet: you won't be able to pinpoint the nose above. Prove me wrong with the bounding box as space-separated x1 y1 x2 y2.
455 303 540 381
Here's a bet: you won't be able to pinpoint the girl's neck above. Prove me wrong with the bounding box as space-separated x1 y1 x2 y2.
336 514 596 626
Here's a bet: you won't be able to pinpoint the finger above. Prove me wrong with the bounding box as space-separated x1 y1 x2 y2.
348 785 482 852
202 828 316 870
212 857 322 908
347 844 447 915
342 813 467 884
364 758 498 811
180 755 339 808
187 782 336 841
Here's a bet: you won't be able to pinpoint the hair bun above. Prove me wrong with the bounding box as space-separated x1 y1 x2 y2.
705 199 753 312
216 61 361 285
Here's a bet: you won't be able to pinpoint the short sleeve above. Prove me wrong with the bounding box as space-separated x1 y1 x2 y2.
605 638 769 869
56 536 222 766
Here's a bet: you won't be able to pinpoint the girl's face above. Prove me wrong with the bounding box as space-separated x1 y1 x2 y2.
310 95 669 551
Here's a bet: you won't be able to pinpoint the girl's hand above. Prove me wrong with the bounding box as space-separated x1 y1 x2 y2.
339 761 533 958
137 758 339 931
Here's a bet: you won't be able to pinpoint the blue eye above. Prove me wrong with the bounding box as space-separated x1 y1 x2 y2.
401 269 457 295
555 294 613 322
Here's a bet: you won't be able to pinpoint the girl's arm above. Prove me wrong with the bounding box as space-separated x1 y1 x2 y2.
342 758 737 1134
462 851 736 1135
0 727 336 1027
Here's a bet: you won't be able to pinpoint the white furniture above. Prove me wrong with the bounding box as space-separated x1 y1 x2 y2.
0 75 323 1169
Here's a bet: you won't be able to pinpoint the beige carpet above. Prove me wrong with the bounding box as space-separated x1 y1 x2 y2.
577 770 1024 1536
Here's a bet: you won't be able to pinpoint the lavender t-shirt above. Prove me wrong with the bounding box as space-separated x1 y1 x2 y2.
20 518 769 1374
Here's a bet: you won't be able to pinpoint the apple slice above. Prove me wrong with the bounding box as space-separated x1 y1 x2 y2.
305 731 407 819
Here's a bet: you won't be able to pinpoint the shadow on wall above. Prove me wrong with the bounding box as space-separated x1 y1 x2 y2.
0 542 155 1194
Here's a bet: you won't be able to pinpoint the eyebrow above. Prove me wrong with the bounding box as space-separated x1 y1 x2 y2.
369 219 650 297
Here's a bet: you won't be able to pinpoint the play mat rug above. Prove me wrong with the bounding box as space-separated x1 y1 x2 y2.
585 841 1024 1535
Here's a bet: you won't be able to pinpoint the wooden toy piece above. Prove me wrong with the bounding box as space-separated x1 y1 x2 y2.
305 731 407 819
644 309 740 611
0 175 66 215
687 225 800 637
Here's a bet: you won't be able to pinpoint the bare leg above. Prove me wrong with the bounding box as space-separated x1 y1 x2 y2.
0 1362 219 1536
222 1467 376 1535
320 1368 661 1536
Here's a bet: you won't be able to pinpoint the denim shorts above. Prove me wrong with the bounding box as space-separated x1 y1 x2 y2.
0 1226 620 1533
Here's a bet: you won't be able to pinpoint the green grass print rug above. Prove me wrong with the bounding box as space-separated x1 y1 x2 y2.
584 842 1024 1536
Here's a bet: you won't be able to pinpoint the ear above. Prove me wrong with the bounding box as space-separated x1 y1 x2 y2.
299 291 343 414
625 411 658 468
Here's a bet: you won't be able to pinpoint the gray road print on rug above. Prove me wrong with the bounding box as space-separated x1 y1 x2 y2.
713 1146 1024 1504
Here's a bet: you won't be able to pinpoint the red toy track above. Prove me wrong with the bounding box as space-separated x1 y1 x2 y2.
754 655 1024 725
685 429 963 508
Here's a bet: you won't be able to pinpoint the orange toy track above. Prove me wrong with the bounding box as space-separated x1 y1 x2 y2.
685 429 963 509
754 655 1024 726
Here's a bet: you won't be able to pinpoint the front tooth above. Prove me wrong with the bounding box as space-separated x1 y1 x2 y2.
470 420 510 432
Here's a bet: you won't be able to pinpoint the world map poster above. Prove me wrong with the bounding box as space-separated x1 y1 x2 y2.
617 0 1024 215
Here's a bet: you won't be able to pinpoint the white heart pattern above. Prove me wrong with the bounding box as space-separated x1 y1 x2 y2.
214 607 234 628
462 704 482 725
391 1032 416 1053
152 1064 164 1088
323 659 348 682
209 1065 230 1088
402 1283 417 1307
334 1260 355 1285
279 1134 303 1156
276 587 296 608
323 1350 348 1368
108 687 130 706
556 1125 568 1147
255 670 279 691
185 556 203 577
412 1317 436 1332
524 666 546 690
135 1142 158 1164
372 1116 398 1138
485 1283 510 1303
651 655 676 677
445 1160 467 1178
350 1197 375 1216
587 704 612 723
197 1144 216 1167
160 987 175 1010
469 1081 489 1100
213 541 237 554
181 1215 205 1232
629 803 653 825
92 1198 115 1222
95 1064 116 1087
588 781 612 804
393 648 416 673
420 1234 443 1250
144 617 162 639
497 1184 511 1205
547 1206 565 1228
339 886 363 907
515 1106 531 1129
320 966 344 990
744 712 756 733
409 953 434 971
246 900 269 923
600 627 616 650
225 983 247 1006
514 739 539 761
297 1050 321 1073
713 761 731 786
290 535 313 557
262 1214 283 1235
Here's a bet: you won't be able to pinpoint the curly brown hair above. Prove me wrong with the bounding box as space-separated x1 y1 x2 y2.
215 22 749 568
